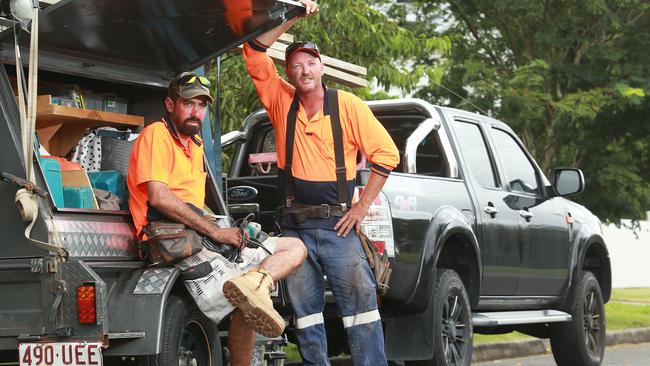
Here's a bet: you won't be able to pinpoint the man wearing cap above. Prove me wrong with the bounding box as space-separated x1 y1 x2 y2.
242 1 399 365
127 72 307 366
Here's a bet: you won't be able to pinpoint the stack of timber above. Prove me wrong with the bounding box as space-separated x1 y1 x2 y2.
236 33 368 88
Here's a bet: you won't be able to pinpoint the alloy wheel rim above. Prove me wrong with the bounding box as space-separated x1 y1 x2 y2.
583 290 603 356
179 319 211 366
442 292 468 365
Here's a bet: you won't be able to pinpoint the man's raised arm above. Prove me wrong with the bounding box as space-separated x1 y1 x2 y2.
255 0 319 47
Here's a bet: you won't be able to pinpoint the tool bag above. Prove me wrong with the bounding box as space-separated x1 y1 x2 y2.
283 88 392 294
358 230 392 295
144 221 204 267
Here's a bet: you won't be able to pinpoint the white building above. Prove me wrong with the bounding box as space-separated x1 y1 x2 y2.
603 212 650 288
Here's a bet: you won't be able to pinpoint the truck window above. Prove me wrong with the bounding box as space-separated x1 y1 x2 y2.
377 116 426 173
453 121 498 188
415 130 447 177
246 125 278 176
491 128 540 195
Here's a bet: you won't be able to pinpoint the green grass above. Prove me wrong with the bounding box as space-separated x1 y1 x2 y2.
611 288 650 303
474 332 532 344
606 302 650 330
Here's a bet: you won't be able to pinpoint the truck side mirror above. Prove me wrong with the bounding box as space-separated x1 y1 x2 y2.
553 168 585 196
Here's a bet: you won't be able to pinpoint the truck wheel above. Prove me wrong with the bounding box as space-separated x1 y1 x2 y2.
140 293 222 366
550 271 605 366
408 269 472 366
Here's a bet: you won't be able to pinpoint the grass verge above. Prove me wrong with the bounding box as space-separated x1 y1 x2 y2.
611 288 650 304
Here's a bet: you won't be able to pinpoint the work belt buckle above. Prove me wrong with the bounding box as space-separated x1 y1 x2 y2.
320 204 331 218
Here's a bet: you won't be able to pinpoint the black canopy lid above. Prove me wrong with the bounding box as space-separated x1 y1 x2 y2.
6 0 302 85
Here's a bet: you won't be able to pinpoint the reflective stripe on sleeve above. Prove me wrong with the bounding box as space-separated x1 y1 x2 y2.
342 309 381 328
295 313 325 330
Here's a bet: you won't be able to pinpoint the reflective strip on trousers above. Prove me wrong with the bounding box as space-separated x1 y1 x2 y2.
295 312 325 330
342 309 381 328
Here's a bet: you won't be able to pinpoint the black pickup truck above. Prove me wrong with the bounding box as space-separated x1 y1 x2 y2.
222 98 612 366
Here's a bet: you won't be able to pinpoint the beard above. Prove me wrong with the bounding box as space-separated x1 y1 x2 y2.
178 118 201 136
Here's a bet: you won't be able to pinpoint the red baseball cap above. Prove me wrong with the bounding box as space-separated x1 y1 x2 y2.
285 41 321 62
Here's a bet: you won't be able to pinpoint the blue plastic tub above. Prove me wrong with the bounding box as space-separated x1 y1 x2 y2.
63 186 94 209
88 170 127 209
40 158 64 207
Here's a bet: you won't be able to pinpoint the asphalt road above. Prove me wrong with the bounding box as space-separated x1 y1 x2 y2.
475 343 650 366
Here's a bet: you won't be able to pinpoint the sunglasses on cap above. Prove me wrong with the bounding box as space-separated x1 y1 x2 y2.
177 74 211 88
285 41 320 61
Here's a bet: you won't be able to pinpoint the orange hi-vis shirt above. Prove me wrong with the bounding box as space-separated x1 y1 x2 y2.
243 40 399 195
127 118 206 237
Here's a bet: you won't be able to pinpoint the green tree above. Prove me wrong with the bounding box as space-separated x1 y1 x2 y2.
211 0 450 141
390 0 650 223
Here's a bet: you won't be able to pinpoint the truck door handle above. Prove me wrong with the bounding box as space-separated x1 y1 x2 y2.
484 206 499 217
519 210 534 220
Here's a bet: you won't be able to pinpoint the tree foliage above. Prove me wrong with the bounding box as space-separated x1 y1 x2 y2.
388 0 650 223
210 0 450 137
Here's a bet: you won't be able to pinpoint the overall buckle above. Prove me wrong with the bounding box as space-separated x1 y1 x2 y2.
320 204 331 218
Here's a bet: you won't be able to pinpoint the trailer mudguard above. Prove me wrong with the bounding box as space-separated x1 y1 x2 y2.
103 266 180 356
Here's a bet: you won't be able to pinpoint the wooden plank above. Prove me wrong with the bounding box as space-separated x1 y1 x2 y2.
278 33 294 44
269 42 367 77
265 47 368 88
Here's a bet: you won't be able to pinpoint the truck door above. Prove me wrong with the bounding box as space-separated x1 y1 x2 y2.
450 116 521 296
488 127 570 296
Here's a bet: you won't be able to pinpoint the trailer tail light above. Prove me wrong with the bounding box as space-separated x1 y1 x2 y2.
356 188 395 257
77 284 96 324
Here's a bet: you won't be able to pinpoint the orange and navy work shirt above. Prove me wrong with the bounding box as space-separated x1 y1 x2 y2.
127 118 206 238
243 40 399 213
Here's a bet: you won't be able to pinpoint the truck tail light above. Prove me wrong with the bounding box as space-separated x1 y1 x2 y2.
77 284 96 324
356 188 395 257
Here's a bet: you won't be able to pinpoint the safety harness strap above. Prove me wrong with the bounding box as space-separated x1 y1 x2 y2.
283 87 349 210
327 88 349 209
283 95 300 207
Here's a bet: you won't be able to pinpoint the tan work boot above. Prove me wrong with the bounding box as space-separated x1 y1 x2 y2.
223 268 285 338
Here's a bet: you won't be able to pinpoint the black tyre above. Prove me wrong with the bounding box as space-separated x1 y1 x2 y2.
408 269 473 366
550 271 606 366
140 293 222 366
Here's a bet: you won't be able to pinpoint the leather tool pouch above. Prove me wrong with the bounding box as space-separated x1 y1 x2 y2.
145 221 204 267
359 231 392 295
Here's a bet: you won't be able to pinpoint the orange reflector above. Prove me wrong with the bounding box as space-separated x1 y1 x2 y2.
566 215 574 224
77 284 96 324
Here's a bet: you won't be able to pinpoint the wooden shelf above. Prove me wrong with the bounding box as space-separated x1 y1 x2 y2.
36 95 143 157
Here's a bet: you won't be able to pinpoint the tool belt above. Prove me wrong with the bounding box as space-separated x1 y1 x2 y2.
277 203 346 224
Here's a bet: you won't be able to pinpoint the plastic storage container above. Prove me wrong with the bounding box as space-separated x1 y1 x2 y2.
63 186 95 209
88 171 127 209
40 158 64 207
102 95 128 114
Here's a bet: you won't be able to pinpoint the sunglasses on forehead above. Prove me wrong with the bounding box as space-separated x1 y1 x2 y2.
285 41 320 58
177 74 211 88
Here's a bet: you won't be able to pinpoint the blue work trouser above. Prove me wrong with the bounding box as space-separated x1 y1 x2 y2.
284 228 388 366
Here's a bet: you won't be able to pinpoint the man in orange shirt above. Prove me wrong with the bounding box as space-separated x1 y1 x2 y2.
243 2 399 365
127 72 306 366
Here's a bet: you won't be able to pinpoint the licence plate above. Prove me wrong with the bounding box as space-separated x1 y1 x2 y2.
19 342 102 366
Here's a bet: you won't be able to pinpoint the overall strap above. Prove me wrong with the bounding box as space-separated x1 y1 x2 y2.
327 88 350 209
283 88 350 209
284 94 300 207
